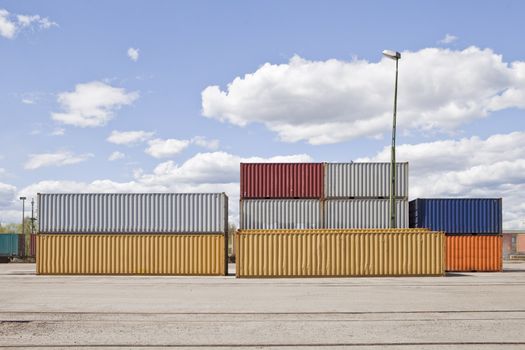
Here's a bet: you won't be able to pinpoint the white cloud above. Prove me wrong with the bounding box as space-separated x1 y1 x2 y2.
16 14 57 29
358 131 525 229
51 128 65 136
108 151 125 161
145 138 190 158
127 47 139 62
439 34 458 44
51 81 139 127
22 98 34 105
0 9 57 39
202 47 525 144
191 136 220 150
107 130 154 145
25 151 93 170
0 182 16 208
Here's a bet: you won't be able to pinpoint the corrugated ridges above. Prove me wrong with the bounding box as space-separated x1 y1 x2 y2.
325 199 408 229
409 198 502 234
240 199 320 229
324 162 408 198
38 193 228 234
240 163 323 199
36 234 225 275
236 229 444 277
446 235 502 272
0 234 19 257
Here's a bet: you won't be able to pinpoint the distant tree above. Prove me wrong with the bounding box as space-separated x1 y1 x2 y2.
0 217 36 234
228 223 237 259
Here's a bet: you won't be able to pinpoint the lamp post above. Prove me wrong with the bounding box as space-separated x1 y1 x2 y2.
19 196 27 235
31 198 35 235
382 49 401 229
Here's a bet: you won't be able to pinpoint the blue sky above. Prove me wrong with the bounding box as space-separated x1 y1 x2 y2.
0 1 524 228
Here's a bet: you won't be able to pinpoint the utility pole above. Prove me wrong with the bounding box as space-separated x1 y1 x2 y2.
19 196 26 235
382 50 401 228
31 198 35 235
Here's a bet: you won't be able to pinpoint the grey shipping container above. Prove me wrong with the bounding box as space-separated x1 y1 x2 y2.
240 199 320 230
38 193 228 234
325 199 409 229
324 162 408 198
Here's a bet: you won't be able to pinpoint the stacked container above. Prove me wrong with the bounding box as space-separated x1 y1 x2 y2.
410 198 503 272
37 193 228 275
238 163 444 277
324 163 409 228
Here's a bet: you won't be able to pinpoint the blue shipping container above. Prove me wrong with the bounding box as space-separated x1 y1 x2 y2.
0 234 19 257
409 198 502 234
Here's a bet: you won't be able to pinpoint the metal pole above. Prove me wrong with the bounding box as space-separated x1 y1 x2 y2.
390 58 399 228
21 198 25 236
31 198 35 235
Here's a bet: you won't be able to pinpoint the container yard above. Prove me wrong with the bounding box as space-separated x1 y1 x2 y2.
1 162 520 348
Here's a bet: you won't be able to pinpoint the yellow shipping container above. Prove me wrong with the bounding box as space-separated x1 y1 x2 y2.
236 229 444 277
37 234 226 275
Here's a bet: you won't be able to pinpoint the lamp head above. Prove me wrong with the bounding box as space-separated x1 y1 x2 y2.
382 50 401 60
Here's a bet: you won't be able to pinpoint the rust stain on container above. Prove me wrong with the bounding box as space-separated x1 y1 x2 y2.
236 229 444 277
37 234 225 275
240 163 323 199
446 235 502 272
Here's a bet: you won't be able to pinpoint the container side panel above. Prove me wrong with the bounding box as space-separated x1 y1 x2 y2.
38 193 227 234
324 163 408 198
240 199 320 230
36 234 225 275
240 163 323 199
446 235 502 272
325 199 408 229
237 230 444 277
409 198 502 234
0 234 18 257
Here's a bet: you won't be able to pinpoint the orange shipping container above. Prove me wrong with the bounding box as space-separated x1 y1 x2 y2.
446 235 502 272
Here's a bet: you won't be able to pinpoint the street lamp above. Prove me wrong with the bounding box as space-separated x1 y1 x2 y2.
19 197 26 236
382 49 401 229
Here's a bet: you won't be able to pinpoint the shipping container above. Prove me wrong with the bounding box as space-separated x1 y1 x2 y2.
446 235 502 272
240 163 323 199
0 234 18 257
37 234 226 275
38 193 228 234
324 162 408 198
409 198 502 234
30 234 36 257
240 199 320 230
236 229 444 277
325 199 408 229
18 234 25 257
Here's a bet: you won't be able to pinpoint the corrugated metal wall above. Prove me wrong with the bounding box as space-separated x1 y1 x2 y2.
37 234 225 275
446 235 502 272
409 198 502 234
236 229 444 277
0 234 18 257
324 162 408 198
325 199 408 229
240 199 321 229
38 193 228 234
240 163 323 199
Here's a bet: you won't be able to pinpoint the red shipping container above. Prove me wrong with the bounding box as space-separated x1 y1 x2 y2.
240 163 323 199
30 234 36 258
18 234 26 257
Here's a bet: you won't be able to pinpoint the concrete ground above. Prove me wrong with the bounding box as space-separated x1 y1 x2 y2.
0 263 524 349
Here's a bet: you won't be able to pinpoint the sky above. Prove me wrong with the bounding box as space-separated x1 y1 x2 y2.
0 1 524 229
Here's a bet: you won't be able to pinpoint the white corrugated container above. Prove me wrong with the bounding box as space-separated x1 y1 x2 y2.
325 199 408 229
240 199 320 230
324 162 408 198
38 193 228 234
